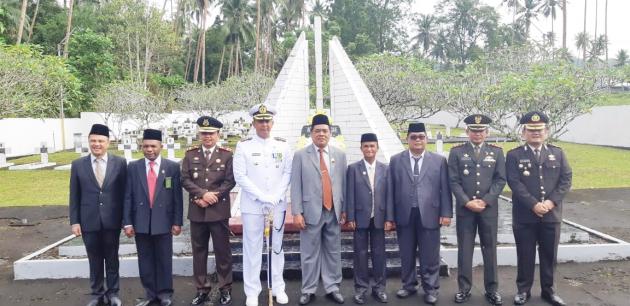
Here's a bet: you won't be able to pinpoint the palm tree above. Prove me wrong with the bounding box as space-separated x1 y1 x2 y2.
222 0 255 77
589 34 607 62
516 0 540 38
311 0 328 19
62 0 74 58
582 0 587 64
604 0 608 64
562 0 566 49
537 0 563 48
615 49 628 67
575 31 590 64
26 0 40 43
411 14 436 57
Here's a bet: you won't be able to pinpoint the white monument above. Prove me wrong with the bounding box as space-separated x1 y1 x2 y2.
117 137 137 163
165 137 181 162
0 143 14 169
314 16 324 109
9 142 57 170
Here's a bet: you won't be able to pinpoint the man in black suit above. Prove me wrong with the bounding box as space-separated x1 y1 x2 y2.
506 111 572 306
123 129 183 306
387 123 452 305
344 133 393 304
69 124 127 306
448 114 506 305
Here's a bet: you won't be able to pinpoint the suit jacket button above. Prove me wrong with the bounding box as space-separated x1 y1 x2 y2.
540 186 544 190
476 190 480 194
476 182 480 185
99 203 103 206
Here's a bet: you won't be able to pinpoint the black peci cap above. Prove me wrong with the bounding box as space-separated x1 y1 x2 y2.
89 124 110 137
360 133 378 143
142 129 162 141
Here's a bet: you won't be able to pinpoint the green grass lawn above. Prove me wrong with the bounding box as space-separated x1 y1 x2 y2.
597 92 630 106
1 140 628 206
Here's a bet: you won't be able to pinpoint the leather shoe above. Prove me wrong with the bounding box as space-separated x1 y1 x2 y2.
396 288 417 299
191 292 209 305
353 293 366 304
541 293 566 306
326 291 345 304
109 296 123 306
513 292 531 305
160 298 173 306
424 293 438 305
219 289 232 305
485 292 503 305
454 291 471 303
299 293 315 305
372 291 388 303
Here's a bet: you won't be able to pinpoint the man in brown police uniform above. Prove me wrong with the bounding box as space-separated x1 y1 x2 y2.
182 116 236 306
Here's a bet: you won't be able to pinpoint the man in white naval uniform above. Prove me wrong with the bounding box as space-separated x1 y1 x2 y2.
233 103 293 306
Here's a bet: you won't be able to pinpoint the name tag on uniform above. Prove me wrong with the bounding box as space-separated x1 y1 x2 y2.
165 177 172 189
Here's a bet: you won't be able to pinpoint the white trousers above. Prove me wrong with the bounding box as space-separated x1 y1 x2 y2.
242 211 286 297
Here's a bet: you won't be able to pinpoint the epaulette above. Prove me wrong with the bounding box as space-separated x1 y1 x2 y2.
274 137 286 142
219 146 233 152
240 137 252 142
488 143 503 149
546 143 561 149
186 145 199 152
451 143 465 148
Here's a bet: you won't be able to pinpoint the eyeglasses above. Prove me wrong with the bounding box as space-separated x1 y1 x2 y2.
408 134 427 141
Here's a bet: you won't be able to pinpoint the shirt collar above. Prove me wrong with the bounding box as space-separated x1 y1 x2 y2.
202 145 216 154
91 153 108 163
408 150 425 159
145 155 161 167
363 159 376 169
254 134 271 143
470 142 484 149
313 144 329 154
526 144 547 151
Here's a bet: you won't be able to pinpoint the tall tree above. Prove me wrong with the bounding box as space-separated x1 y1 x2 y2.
26 0 40 43
411 14 436 57
615 49 628 67
517 0 540 38
222 0 255 77
538 0 562 48
604 0 608 64
62 0 74 58
16 0 28 44
562 0 566 49
575 31 590 64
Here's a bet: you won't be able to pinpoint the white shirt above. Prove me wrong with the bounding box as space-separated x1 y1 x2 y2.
202 145 216 157
145 155 161 176
364 159 376 218
408 150 425 174
313 144 331 170
90 153 108 175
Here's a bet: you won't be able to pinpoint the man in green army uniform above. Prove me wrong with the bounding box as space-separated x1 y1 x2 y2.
181 116 236 306
448 114 506 305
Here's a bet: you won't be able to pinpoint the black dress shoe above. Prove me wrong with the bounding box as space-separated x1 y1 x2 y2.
541 293 566 306
454 291 471 303
326 291 345 304
485 292 503 305
396 288 417 299
424 293 438 305
513 292 530 305
372 291 388 303
219 289 232 305
191 292 209 305
299 293 315 305
353 293 366 304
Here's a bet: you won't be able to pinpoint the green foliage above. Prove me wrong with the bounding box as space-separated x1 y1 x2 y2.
0 44 82 118
67 28 116 103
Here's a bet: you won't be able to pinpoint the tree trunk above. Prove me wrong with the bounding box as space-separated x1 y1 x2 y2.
16 0 28 45
605 0 608 64
562 0 567 49
217 45 225 83
583 0 587 64
135 32 142 84
184 37 193 81
127 33 134 80
255 0 261 72
227 44 234 78
27 0 41 43
594 0 598 40
62 0 75 58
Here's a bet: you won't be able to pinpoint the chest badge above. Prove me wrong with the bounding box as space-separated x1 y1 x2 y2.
193 172 198 179
523 170 530 177
216 158 221 163
463 169 470 176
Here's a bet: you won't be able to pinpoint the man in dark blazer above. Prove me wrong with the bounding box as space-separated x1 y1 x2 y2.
181 116 236 306
123 129 183 306
387 122 452 305
344 133 393 305
507 111 572 306
291 114 347 305
448 114 506 305
69 123 127 306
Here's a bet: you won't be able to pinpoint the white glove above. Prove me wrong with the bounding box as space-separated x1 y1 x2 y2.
258 194 278 206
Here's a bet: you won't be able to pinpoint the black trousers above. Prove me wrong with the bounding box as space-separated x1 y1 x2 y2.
397 208 441 295
353 218 386 294
190 219 233 293
456 214 498 293
513 222 561 295
82 229 121 299
136 233 173 300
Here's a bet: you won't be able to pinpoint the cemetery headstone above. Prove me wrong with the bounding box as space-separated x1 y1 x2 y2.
166 137 181 161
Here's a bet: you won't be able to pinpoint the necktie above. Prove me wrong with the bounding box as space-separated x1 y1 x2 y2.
148 161 157 208
319 149 333 211
474 145 481 159
413 157 421 182
94 158 104 188
368 165 375 218
204 149 212 162
534 148 541 163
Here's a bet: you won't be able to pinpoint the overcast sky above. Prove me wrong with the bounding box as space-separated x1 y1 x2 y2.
411 0 630 59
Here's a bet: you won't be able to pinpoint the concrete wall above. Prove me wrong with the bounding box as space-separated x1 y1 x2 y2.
329 37 404 164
